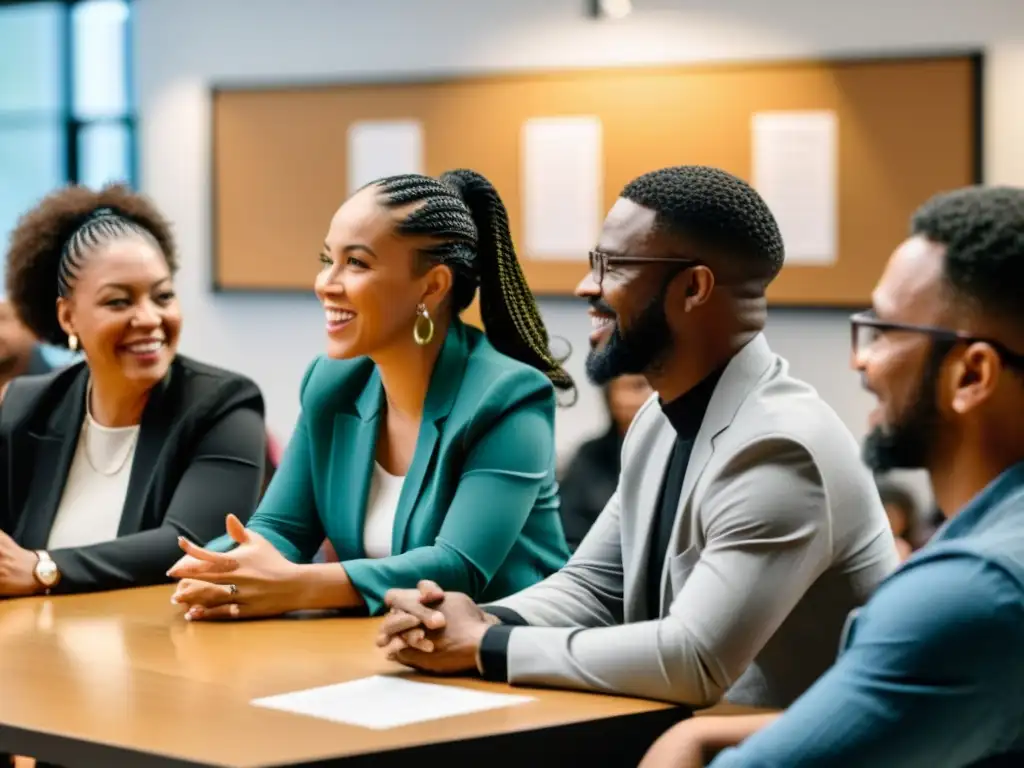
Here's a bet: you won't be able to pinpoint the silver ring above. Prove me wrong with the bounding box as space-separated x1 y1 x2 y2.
226 584 238 596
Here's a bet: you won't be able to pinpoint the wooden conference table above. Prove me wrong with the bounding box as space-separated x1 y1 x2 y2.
0 586 765 767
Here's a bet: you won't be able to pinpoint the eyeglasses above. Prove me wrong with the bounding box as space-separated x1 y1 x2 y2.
588 250 701 286
849 310 1024 369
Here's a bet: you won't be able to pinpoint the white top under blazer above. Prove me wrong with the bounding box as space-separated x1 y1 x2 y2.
362 462 405 559
47 407 140 550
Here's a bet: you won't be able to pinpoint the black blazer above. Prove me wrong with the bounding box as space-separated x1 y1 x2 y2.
0 355 266 594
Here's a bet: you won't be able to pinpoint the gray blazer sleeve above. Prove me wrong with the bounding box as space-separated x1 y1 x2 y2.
497 439 834 706
484 489 625 628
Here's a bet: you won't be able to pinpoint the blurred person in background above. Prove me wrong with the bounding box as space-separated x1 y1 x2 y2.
0 299 52 392
558 373 652 550
260 431 283 500
877 480 918 560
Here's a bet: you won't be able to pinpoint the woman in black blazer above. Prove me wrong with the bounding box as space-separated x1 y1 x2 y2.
0 182 266 601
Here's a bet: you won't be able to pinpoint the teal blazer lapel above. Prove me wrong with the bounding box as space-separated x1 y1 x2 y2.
330 368 383 558
390 322 471 554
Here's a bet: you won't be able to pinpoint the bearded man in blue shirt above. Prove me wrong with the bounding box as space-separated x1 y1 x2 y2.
641 185 1024 768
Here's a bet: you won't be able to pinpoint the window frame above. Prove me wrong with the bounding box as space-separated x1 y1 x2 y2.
0 0 136 187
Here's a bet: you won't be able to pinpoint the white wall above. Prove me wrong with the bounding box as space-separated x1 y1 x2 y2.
134 0 1024 505
985 39 1024 185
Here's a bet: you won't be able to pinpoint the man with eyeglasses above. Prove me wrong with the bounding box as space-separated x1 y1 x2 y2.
375 166 897 732
640 185 1024 767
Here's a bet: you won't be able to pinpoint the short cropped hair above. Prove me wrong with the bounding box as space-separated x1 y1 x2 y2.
621 165 785 286
911 185 1024 326
5 183 176 347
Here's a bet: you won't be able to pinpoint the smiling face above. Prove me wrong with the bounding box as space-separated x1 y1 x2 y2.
856 235 954 471
575 199 683 385
314 184 452 360
56 235 181 388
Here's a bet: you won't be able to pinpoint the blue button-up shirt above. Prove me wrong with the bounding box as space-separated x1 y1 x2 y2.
711 462 1024 767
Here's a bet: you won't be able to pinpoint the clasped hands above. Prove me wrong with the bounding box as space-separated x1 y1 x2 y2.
374 579 499 675
167 513 305 621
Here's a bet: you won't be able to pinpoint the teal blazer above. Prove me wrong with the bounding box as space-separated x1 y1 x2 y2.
209 321 569 615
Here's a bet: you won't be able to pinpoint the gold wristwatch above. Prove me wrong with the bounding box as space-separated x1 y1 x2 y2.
33 550 61 593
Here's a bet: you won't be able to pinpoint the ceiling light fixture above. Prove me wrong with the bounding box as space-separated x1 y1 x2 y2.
587 0 633 20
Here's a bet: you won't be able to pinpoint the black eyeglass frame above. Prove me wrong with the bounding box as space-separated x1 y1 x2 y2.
849 310 1024 369
588 250 702 286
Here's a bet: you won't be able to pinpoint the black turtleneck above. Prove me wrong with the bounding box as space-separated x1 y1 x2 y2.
645 368 722 615
477 369 723 683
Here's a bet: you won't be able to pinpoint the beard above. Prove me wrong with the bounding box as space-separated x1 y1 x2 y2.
862 344 949 473
585 286 673 386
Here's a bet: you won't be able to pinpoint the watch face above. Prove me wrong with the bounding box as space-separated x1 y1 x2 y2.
36 560 59 586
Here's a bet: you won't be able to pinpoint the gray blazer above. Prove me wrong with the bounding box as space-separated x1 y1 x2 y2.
487 334 899 708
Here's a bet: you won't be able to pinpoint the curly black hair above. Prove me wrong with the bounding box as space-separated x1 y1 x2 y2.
5 182 177 347
374 170 575 396
911 185 1024 324
621 165 785 288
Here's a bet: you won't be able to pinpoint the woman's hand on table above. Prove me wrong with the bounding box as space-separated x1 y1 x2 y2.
0 530 44 597
167 514 305 621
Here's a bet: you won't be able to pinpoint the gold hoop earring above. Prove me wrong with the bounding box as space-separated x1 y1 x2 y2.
413 303 434 346
68 334 79 352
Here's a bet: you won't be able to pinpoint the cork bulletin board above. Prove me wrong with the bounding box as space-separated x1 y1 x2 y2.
211 54 980 314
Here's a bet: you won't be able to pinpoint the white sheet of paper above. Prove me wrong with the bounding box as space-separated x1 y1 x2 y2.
347 120 424 196
751 110 838 266
521 116 602 260
251 675 534 730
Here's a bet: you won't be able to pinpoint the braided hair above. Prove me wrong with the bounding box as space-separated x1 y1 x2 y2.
5 182 176 347
374 170 574 396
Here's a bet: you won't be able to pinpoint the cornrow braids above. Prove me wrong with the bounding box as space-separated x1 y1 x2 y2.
375 171 575 397
58 208 152 297
5 182 177 346
375 174 480 312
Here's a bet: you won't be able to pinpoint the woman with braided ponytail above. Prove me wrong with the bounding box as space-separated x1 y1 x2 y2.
169 169 573 620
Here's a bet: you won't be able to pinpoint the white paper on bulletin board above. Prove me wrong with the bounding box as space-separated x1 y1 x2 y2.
751 110 838 266
522 116 603 260
347 120 424 196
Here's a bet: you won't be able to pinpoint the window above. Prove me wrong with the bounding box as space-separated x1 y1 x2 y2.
72 0 133 187
0 0 134 262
